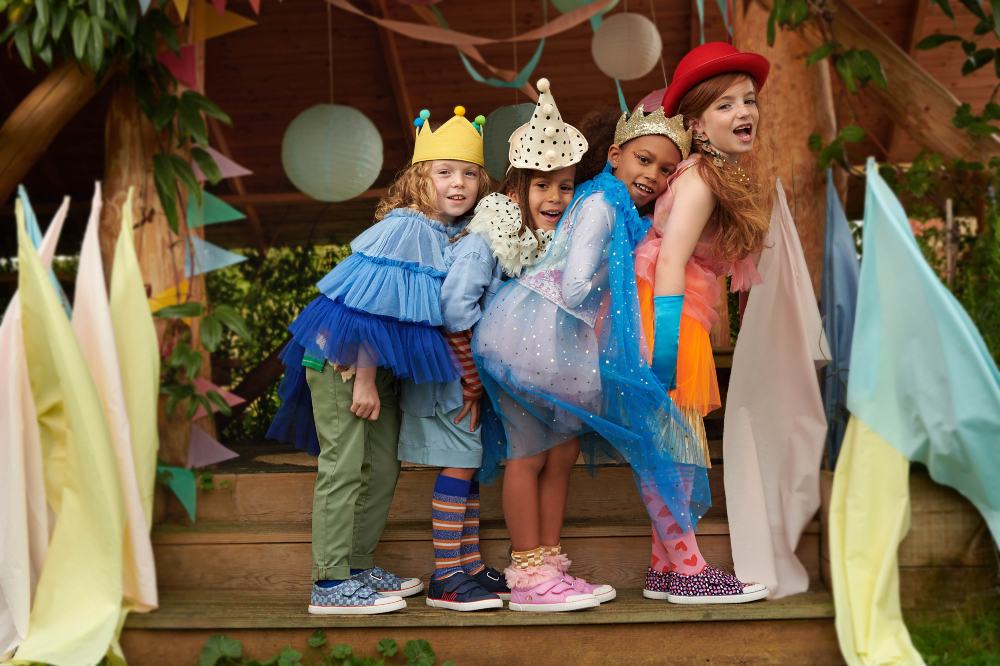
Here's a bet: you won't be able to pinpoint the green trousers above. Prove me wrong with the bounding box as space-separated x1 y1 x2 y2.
306 366 401 581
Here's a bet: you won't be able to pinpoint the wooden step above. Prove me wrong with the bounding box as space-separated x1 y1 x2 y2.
121 587 840 665
161 463 730 526
151 517 822 592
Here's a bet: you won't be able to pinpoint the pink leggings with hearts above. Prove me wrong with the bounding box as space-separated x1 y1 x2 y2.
644 485 707 576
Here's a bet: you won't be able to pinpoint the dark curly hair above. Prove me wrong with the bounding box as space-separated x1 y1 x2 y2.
574 107 621 184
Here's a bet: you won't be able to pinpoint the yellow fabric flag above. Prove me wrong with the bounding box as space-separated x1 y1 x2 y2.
829 417 924 666
12 202 126 666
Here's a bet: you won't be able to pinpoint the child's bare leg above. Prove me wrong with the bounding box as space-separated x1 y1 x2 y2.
538 438 580 547
503 451 548 550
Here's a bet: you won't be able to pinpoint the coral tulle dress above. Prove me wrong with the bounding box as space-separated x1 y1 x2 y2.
635 158 762 465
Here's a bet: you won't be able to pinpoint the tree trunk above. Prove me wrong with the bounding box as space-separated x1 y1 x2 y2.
0 62 100 205
735 0 838 294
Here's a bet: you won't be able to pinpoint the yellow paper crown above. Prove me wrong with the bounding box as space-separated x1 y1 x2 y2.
411 106 486 167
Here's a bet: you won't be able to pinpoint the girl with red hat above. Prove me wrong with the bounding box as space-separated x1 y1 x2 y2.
635 42 774 603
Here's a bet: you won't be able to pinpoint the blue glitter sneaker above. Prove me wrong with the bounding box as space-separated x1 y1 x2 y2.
308 579 406 615
351 566 424 598
470 565 511 601
425 572 503 612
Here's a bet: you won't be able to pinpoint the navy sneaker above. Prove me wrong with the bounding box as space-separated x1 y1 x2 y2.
425 572 503 611
470 565 511 601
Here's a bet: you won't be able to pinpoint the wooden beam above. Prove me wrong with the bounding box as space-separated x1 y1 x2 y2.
886 0 929 162
375 0 416 153
216 188 388 206
0 62 100 205
208 120 270 253
755 0 1000 162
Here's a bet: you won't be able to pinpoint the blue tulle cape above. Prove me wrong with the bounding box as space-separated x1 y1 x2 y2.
267 207 459 454
474 165 711 535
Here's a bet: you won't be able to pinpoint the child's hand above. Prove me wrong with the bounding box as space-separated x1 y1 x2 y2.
454 399 480 432
351 367 381 420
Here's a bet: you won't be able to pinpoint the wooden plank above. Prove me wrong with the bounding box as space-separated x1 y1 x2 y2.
375 0 416 154
886 0 928 162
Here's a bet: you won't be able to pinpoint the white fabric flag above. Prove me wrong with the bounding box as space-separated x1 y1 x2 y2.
0 198 68 657
723 180 830 598
71 183 158 611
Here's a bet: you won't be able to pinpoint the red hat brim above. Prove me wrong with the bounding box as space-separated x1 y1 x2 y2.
662 52 770 117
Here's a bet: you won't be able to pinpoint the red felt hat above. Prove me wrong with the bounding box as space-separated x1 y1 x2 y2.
661 42 770 116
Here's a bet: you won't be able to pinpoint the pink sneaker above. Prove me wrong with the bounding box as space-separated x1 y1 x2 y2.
505 564 599 613
545 552 617 603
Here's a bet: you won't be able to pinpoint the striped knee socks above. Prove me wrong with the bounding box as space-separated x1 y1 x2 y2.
460 481 485 575
431 474 471 580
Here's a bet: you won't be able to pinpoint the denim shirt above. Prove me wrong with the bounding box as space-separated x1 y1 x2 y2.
401 231 503 417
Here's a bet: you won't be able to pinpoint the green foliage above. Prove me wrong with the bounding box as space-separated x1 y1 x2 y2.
206 244 350 443
197 634 455 666
909 596 1000 665
808 125 867 170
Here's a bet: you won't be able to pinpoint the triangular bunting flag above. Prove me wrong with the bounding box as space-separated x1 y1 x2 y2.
186 191 246 228
140 0 151 13
184 236 246 278
249 0 260 14
158 45 198 90
190 0 256 42
173 0 189 21
192 146 253 182
211 0 226 14
148 280 192 314
186 424 239 469
192 376 246 419
157 465 197 522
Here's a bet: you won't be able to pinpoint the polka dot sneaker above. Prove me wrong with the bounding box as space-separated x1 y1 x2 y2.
351 566 424 598
664 564 769 604
308 579 406 615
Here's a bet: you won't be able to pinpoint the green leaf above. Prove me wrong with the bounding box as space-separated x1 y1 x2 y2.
154 301 204 318
94 0 107 18
860 50 887 89
807 132 823 152
205 389 232 416
276 647 302 666
915 33 962 49
974 17 993 35
995 48 1000 78
51 2 68 39
840 125 866 142
766 9 776 46
88 15 104 72
153 153 179 232
110 0 127 21
169 153 201 204
183 91 232 125
962 48 995 75
13 28 33 69
403 639 435 666
307 631 327 649
213 304 252 339
330 645 353 660
958 0 986 20
376 639 398 657
35 0 49 29
198 635 243 666
806 42 836 65
835 56 857 93
152 95 179 133
931 0 954 18
183 346 203 381
961 39 976 56
32 3 49 49
191 147 223 185
71 11 90 61
38 43 53 67
199 314 223 352
178 95 209 146
185 395 202 420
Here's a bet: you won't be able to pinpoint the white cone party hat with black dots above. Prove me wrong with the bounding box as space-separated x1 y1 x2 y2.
508 78 588 172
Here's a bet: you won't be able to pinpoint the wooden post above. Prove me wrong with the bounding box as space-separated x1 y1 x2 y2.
734 0 837 294
0 62 100 205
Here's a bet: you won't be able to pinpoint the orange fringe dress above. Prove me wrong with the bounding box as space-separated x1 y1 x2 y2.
635 160 761 467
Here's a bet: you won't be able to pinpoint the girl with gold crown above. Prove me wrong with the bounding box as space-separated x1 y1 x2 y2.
634 42 773 603
400 81 578 612
267 105 490 615
473 79 702 611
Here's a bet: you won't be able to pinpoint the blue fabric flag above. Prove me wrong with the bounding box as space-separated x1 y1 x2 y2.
848 158 1000 544
820 170 859 467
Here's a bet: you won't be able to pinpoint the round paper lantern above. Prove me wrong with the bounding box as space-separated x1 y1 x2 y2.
483 103 536 182
591 13 662 81
552 0 618 14
281 104 383 202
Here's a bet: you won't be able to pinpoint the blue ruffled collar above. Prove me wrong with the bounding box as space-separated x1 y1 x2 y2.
385 206 452 235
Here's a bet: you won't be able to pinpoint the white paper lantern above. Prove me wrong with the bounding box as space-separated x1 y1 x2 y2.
281 104 383 202
483 103 536 182
591 13 662 81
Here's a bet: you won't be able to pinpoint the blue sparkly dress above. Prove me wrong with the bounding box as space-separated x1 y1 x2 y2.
473 166 712 535
267 207 460 455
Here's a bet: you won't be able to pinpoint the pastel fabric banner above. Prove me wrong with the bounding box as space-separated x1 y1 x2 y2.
13 202 125 666
191 146 252 182
158 466 197 522
157 45 198 89
71 184 157 613
0 200 67 658
186 191 246 228
849 159 1000 544
110 189 162 532
18 187 72 314
187 424 239 469
184 236 247 277
829 417 923 666
723 180 830 599
190 0 256 42
820 170 859 467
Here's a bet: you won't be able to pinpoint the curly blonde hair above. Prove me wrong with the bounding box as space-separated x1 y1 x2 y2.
374 161 492 222
677 73 771 262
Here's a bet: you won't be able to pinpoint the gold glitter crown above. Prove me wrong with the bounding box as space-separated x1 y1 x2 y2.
614 105 692 159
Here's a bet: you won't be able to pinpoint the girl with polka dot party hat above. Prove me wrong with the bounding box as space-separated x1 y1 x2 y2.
267 105 489 615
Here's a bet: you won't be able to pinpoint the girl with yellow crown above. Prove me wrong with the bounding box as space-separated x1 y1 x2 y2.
634 42 773 603
268 105 490 615
473 78 701 611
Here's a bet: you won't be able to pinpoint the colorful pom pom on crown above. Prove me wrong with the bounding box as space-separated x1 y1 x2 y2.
411 104 485 166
